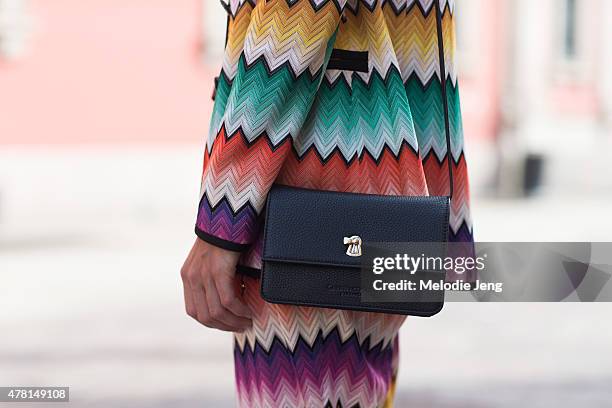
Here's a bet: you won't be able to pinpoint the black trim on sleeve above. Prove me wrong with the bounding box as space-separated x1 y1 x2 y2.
195 226 250 252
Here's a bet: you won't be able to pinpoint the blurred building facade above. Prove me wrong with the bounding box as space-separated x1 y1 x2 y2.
2 0 612 195
429 0 612 196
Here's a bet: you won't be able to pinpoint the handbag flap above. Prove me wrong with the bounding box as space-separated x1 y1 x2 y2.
262 185 450 269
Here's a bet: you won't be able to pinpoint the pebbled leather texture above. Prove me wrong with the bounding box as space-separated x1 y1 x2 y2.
260 184 450 317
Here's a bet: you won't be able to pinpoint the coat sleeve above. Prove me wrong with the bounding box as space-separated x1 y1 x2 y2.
195 0 344 251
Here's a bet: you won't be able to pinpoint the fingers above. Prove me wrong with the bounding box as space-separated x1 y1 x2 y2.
205 277 252 331
213 271 252 319
183 269 237 331
192 284 236 332
180 238 252 332
181 256 198 320
190 283 210 326
183 281 197 320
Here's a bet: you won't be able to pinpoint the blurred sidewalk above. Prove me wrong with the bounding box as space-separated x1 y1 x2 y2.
1 146 612 407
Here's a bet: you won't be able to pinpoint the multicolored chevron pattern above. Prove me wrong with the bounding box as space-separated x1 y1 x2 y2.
197 0 473 406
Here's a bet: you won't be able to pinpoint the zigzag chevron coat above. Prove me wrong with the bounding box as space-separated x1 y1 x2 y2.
196 0 473 406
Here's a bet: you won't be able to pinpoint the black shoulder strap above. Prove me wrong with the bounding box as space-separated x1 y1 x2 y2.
435 2 455 200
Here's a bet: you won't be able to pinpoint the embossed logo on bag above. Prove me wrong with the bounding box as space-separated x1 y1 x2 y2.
343 235 362 257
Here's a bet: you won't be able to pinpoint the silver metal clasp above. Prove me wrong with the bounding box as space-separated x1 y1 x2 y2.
343 235 362 257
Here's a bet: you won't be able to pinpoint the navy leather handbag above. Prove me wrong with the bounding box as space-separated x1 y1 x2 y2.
259 184 451 316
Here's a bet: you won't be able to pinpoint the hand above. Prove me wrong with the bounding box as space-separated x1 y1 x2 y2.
181 238 252 332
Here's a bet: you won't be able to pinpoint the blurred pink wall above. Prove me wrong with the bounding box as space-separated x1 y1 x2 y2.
0 0 215 145
457 0 505 141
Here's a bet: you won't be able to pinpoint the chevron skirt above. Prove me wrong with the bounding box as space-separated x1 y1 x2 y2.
235 275 404 408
